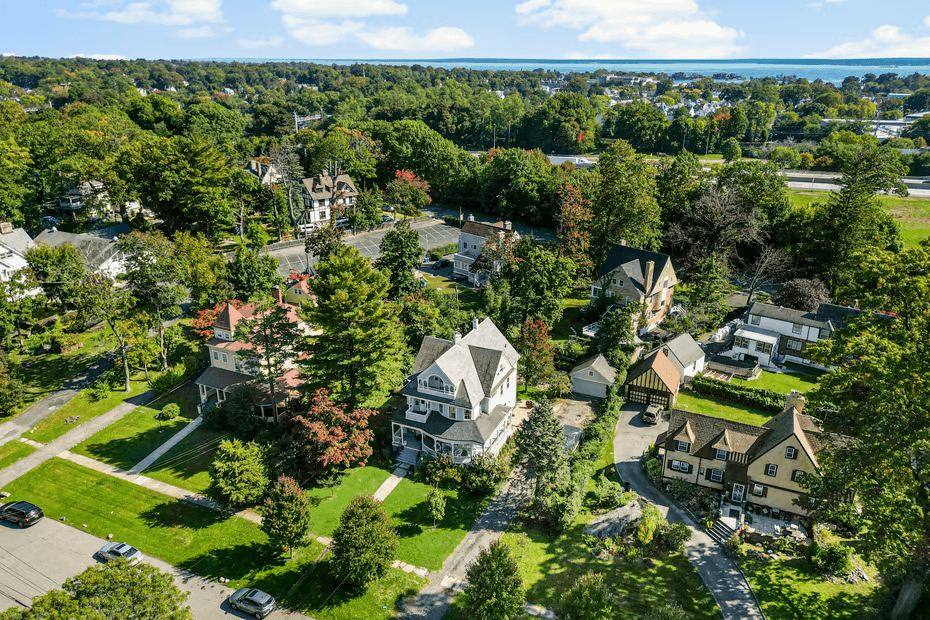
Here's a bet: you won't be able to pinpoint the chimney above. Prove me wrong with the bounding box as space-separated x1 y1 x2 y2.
644 260 655 293
467 214 475 222
472 317 479 331
0 222 12 235
271 286 282 304
785 390 805 413
503 221 512 231
453 331 462 344
619 239 626 246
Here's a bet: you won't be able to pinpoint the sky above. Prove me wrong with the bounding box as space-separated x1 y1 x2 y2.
3 0 930 61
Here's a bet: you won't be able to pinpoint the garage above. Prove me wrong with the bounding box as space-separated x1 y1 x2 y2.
624 349 681 410
569 354 617 400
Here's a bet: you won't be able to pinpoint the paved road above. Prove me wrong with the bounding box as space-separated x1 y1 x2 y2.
0 354 115 449
613 403 764 620
397 465 535 620
0 518 310 619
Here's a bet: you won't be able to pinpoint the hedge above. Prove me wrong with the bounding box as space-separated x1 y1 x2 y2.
690 375 783 413
429 242 459 261
443 216 463 227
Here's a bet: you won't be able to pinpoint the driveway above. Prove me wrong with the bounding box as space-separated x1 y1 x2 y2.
0 518 311 619
613 403 764 620
267 219 462 277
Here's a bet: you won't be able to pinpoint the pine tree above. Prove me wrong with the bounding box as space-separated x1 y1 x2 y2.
517 398 569 500
305 245 404 410
262 476 312 558
376 218 423 299
227 244 278 302
462 540 525 620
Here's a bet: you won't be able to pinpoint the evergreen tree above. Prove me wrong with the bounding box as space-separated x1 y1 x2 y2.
560 571 614 620
227 244 278 302
262 476 312 558
462 540 525 620
330 495 399 588
305 246 404 410
209 439 270 507
517 398 569 497
350 187 384 229
376 218 423 299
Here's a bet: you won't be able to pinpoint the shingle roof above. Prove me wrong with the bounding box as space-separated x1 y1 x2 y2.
411 337 455 375
33 230 121 271
595 243 677 294
0 228 35 256
570 354 618 384
392 403 510 444
626 350 681 392
748 302 828 330
658 333 704 371
300 172 359 201
460 220 514 240
195 366 252 391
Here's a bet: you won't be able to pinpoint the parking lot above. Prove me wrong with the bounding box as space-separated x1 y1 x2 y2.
0 519 310 619
267 218 461 277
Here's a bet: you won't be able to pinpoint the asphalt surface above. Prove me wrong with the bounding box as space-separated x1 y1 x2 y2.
267 219 462 277
0 518 312 619
613 403 764 620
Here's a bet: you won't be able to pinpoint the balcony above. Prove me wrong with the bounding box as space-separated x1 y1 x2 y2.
405 408 431 423
416 383 455 398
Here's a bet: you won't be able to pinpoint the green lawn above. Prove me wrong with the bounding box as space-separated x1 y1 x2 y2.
25 378 152 444
143 423 232 495
381 477 491 571
552 288 590 341
418 272 481 309
788 190 930 248
304 466 394 539
741 554 880 620
7 326 115 415
71 382 201 471
734 370 822 394
0 441 37 470
675 391 772 426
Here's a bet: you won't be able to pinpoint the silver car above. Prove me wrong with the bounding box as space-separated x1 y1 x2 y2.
97 542 143 565
229 587 276 618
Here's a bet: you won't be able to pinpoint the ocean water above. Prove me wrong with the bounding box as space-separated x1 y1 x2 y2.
200 58 930 84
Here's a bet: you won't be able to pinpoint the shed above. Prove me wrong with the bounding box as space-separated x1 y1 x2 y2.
625 350 681 409
569 354 617 399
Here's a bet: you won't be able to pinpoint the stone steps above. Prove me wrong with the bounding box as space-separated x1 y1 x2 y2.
397 448 419 467
707 519 736 544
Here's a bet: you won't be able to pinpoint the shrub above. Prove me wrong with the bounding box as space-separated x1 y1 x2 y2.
330 495 399 588
645 457 663 484
593 473 628 509
87 379 112 402
652 521 691 554
690 375 783 413
150 362 189 395
461 453 509 496
155 403 181 420
637 503 663 546
428 242 458 261
560 571 614 620
724 534 744 559
808 540 853 576
209 439 270 507
462 540 524 620
0 374 24 417
418 454 460 486
774 536 797 555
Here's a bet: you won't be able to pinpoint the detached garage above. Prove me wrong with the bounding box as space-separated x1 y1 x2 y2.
624 350 681 410
570 354 618 399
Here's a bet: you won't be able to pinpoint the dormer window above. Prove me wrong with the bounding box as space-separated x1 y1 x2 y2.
464 409 472 420
715 449 728 461
676 440 690 453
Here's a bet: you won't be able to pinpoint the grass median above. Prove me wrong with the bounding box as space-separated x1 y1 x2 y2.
0 442 37 470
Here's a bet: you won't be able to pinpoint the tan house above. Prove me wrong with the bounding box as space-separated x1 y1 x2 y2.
590 241 678 334
298 170 359 228
624 350 681 409
657 391 841 519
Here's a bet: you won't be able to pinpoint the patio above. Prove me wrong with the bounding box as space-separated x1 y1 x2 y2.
720 500 811 542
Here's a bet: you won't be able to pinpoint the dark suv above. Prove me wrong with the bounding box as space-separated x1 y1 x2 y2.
0 501 44 527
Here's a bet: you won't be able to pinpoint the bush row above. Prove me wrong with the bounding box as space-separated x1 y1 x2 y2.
428 242 459 261
691 375 784 413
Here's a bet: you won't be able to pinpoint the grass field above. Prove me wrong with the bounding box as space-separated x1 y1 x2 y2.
71 382 201 470
552 288 590 341
304 466 394 538
675 391 773 426
25 378 152 444
142 422 232 494
734 369 823 394
788 190 930 248
0 441 37 470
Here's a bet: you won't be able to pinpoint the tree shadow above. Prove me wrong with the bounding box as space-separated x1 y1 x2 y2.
138 499 229 531
80 418 191 470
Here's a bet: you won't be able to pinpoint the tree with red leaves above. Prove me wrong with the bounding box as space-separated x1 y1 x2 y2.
516 319 555 392
385 169 431 216
191 300 244 342
556 184 593 281
291 389 376 474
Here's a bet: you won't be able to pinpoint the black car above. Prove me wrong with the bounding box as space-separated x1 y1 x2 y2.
0 501 44 527
432 259 451 270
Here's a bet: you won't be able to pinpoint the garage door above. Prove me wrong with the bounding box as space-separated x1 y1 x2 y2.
649 391 668 407
628 386 650 404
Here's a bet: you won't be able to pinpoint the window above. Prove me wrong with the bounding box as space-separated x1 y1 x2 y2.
295 288 302 295
611 278 617 284
606 290 615 298
212 350 219 361
715 449 728 461
754 341 772 354
792 470 805 483
591 286 602 298
660 298 666 307
671 460 690 473
588 370 594 377
710 469 724 483
464 409 472 420
766 463 778 477
753 484 765 496
786 339 803 352
626 295 632 304
449 407 456 418
221 353 228 364
676 440 690 453
785 446 797 459
648 295 654 305
734 336 749 349
792 323 802 335
750 315 761 325
663 277 669 289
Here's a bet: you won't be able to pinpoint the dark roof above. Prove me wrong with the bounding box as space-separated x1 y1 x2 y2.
411 337 454 375
814 302 870 329
747 302 828 330
570 354 618 384
84 223 132 240
460 220 513 240
392 404 510 444
300 172 358 201
195 366 252 391
595 243 675 293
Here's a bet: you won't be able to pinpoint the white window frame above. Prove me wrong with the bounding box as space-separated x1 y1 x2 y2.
766 463 778 477
590 286 602 298
212 350 219 361
464 409 472 420
710 469 724 483
221 352 228 364
676 440 689 452
715 449 728 461
753 484 765 496
792 323 802 335
792 470 805 482
671 460 690 472
785 446 797 459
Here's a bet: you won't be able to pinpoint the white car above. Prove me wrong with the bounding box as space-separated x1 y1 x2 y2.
98 542 143 565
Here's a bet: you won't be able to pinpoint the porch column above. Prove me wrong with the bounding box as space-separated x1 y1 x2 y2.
198 383 207 402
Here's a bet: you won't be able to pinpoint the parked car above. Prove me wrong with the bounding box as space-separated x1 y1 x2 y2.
382 204 395 212
297 222 320 234
0 501 44 528
228 587 277 618
641 404 661 425
381 214 395 223
432 259 451 270
450 273 467 282
40 216 61 228
335 218 350 229
97 542 143 565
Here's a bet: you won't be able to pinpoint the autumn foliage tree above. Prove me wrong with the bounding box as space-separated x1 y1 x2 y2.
291 389 376 474
516 319 555 390
385 169 431 216
556 184 593 281
262 476 312 559
191 300 244 341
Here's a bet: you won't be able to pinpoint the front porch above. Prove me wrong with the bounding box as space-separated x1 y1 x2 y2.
719 497 811 542
391 425 482 465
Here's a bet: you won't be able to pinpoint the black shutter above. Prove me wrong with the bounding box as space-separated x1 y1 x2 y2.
761 485 768 498
705 468 712 481
686 462 693 474
667 458 673 470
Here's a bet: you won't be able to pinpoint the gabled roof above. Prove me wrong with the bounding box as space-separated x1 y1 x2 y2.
642 333 704 375
460 220 518 241
570 354 618 384
596 243 677 294
665 410 768 463
747 302 829 330
626 350 681 391
33 230 121 271
300 171 359 201
757 405 824 467
213 302 255 332
411 337 455 375
0 227 35 256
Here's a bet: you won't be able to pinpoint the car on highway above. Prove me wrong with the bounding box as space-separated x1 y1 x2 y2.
641 404 661 425
98 542 143 565
0 501 44 528
228 587 277 618
432 258 451 270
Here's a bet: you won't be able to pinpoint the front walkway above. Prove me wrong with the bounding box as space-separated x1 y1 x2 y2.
613 405 764 620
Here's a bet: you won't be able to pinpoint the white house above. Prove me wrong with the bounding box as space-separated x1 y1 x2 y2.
0 223 34 285
33 225 131 279
298 170 359 228
570 354 618 399
655 333 705 380
451 218 519 285
392 317 520 465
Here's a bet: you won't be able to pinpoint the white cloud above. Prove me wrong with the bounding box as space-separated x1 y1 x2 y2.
71 53 128 59
816 22 930 58
177 25 216 37
270 0 407 19
513 0 743 58
239 36 285 48
925 15 930 28
57 0 223 26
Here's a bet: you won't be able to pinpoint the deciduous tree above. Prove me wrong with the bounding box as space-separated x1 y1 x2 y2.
227 244 278 301
503 240 574 330
427 486 446 527
516 319 555 391
776 278 831 312
556 184 593 281
559 571 614 620
291 389 375 473
209 438 270 507
385 169 431 216
462 540 525 620
262 476 312 558
376 218 423 299
25 243 85 310
330 495 399 588
77 273 134 391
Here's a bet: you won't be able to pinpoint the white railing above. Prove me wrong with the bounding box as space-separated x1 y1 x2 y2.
416 384 454 398
405 409 430 423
